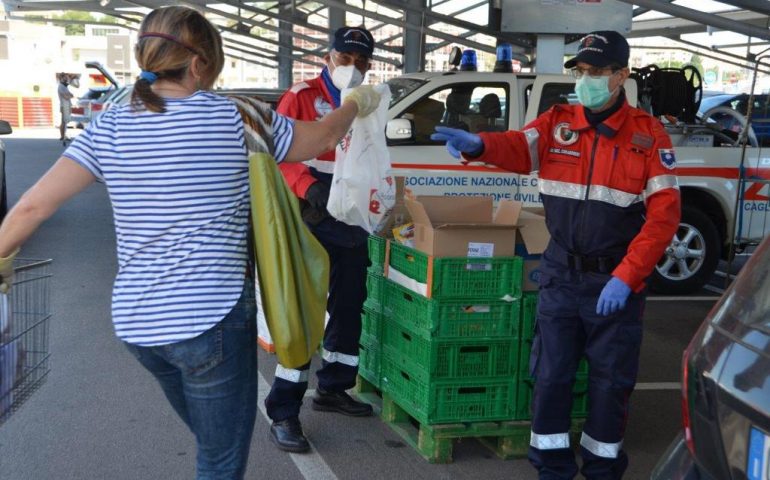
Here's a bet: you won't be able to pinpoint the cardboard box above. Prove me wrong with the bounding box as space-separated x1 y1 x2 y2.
374 176 410 238
402 195 549 290
516 208 550 291
404 196 521 258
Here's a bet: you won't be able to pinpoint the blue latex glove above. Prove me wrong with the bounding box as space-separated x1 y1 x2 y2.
430 126 483 159
596 276 632 316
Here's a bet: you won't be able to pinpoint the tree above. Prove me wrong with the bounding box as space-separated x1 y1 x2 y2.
54 11 98 36
667 59 685 69
689 54 704 77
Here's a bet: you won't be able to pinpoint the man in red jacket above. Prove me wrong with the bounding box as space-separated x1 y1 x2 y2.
265 26 375 453
432 31 680 479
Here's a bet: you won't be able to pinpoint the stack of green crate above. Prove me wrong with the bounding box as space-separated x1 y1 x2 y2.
359 235 387 388
515 291 590 420
380 242 524 425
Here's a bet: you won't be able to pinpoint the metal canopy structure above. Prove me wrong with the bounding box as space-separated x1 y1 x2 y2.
2 0 769 80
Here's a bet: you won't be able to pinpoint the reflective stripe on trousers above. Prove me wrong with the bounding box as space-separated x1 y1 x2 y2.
274 364 309 383
580 432 622 459
531 431 570 450
322 349 359 367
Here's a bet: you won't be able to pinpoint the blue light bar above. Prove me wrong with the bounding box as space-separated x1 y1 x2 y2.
494 43 513 73
497 43 512 62
460 49 477 71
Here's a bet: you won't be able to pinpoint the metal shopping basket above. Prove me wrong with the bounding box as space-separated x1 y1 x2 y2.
0 259 52 427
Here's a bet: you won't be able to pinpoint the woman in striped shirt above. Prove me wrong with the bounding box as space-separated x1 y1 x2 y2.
0 6 379 479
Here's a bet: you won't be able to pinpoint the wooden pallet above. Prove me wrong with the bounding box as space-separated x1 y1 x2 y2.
353 374 383 408
380 391 585 464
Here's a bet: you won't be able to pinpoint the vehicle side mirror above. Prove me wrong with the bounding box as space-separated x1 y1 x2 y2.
386 118 414 144
0 120 12 135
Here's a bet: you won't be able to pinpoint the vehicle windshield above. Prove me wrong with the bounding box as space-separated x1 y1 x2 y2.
698 94 738 114
712 238 770 330
100 87 124 103
80 89 108 101
387 78 426 108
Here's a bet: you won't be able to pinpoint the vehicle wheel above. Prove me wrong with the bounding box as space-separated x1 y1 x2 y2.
649 206 721 295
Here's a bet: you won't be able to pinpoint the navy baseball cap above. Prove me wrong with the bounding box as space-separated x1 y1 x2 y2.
333 26 374 58
564 31 629 69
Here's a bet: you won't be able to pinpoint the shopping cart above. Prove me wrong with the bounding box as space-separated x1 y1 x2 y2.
0 258 52 427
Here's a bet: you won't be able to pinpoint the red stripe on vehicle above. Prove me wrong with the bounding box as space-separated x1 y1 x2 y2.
676 167 739 178
678 167 770 179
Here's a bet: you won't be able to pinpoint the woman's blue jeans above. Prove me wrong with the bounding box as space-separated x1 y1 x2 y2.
123 279 258 480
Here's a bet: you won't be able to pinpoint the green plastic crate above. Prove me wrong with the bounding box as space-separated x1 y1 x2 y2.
359 334 381 389
384 280 521 338
387 243 524 299
368 235 387 273
361 305 383 340
366 271 386 312
381 358 517 425
513 376 589 420
382 320 518 381
522 291 538 339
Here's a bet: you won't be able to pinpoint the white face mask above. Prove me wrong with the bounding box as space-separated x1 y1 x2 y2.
330 56 364 90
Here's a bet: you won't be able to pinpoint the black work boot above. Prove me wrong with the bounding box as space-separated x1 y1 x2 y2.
311 388 374 417
269 417 310 453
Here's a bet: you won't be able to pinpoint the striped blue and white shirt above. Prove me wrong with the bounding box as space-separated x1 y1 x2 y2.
64 91 294 346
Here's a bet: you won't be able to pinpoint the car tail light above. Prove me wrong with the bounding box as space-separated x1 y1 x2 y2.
681 343 696 456
91 104 103 112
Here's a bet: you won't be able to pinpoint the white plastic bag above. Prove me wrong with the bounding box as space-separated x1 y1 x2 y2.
327 83 395 234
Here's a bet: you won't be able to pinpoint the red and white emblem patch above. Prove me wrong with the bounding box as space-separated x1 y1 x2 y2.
314 97 333 118
553 122 579 146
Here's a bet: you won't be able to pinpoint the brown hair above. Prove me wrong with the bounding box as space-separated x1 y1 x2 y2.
132 6 224 112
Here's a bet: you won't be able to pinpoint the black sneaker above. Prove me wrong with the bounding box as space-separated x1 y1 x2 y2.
269 417 310 453
311 388 373 417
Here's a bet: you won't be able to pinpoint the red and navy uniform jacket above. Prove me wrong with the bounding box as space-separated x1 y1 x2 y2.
277 69 368 248
277 71 338 199
470 99 681 291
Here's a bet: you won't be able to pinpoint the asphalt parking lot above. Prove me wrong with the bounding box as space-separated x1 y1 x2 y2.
0 129 724 479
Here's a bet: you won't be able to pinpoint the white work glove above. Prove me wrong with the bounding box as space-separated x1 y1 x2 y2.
0 248 19 294
344 85 381 118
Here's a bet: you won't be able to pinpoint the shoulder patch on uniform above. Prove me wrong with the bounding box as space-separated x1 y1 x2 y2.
631 132 654 149
553 122 579 145
659 149 676 170
314 96 333 117
289 82 311 94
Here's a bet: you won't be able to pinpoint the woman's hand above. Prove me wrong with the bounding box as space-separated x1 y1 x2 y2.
0 248 18 293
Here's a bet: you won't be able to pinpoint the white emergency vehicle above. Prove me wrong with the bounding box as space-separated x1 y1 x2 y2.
382 55 768 294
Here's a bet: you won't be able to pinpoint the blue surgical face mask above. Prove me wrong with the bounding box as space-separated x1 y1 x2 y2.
575 74 617 110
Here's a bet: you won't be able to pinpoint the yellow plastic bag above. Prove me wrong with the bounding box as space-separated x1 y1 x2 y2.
230 95 328 369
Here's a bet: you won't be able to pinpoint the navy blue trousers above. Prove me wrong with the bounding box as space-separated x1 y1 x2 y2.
265 238 368 422
528 263 645 480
